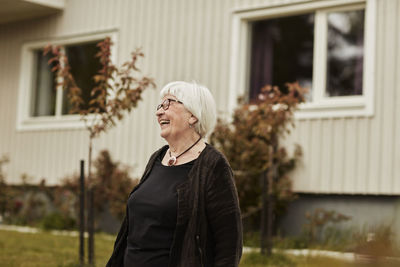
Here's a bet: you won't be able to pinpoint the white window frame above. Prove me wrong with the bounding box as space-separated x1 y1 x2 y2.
229 0 376 119
16 30 118 131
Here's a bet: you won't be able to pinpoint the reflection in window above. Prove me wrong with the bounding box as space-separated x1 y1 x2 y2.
31 50 56 117
63 41 102 114
249 14 314 101
326 10 364 96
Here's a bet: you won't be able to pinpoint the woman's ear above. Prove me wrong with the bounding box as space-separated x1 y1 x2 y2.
189 115 198 125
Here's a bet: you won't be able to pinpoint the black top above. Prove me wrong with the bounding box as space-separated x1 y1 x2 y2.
124 151 195 267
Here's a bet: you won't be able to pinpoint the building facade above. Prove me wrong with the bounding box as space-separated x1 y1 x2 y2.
0 0 399 236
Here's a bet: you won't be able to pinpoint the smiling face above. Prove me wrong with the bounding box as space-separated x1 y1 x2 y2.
156 94 197 142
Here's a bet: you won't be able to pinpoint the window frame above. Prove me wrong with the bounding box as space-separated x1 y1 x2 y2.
229 0 376 119
17 30 118 131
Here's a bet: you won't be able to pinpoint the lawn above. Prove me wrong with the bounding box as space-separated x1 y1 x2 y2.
1 229 398 267
0 230 114 267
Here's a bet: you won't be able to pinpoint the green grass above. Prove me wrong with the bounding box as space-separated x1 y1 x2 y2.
0 230 114 267
240 252 400 267
1 229 399 267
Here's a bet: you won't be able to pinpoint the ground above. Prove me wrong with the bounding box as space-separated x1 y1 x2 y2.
1 229 399 267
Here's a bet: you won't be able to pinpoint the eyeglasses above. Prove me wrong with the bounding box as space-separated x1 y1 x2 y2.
156 98 183 111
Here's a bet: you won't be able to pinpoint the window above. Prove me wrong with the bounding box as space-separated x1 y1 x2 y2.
326 10 364 97
17 31 117 130
230 0 376 118
31 50 57 117
30 42 102 117
249 13 315 101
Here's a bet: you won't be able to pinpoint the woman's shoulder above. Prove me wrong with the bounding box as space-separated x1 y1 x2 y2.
201 145 235 187
201 144 231 168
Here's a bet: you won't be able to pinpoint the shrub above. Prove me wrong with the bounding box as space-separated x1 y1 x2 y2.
40 212 76 230
302 208 351 245
352 224 400 258
59 150 139 223
210 83 306 253
241 252 296 266
0 155 10 216
273 235 309 250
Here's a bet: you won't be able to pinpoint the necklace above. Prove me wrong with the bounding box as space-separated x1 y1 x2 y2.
168 136 202 166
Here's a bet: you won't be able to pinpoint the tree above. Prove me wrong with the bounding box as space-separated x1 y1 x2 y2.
0 155 10 216
210 83 306 255
44 38 154 180
60 149 139 222
44 37 155 265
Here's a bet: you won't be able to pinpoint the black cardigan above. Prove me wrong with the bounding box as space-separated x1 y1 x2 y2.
106 144 243 267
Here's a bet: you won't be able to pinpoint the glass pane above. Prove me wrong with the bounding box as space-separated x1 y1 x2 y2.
249 14 314 101
62 41 102 114
31 49 56 117
326 10 364 97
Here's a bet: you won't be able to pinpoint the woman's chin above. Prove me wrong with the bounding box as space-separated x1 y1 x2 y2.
160 130 169 139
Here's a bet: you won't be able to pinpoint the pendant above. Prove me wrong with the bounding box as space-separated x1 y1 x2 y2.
168 156 177 166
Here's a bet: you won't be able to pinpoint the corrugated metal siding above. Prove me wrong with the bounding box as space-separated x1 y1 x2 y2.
395 0 400 193
0 0 399 194
287 0 400 194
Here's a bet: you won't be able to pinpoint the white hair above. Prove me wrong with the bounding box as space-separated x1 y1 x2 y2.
160 81 217 137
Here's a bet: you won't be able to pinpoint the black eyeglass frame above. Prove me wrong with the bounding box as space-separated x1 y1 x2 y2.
156 98 183 111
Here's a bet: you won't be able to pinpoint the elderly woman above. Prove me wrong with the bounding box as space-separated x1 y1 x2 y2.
107 81 242 267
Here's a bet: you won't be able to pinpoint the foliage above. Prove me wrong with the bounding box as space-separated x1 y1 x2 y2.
265 209 354 252
210 83 306 221
244 231 307 250
44 37 155 139
44 38 153 245
0 154 8 183
0 158 54 227
60 150 138 221
40 212 76 231
273 212 400 258
316 225 354 251
0 155 10 216
352 224 400 258
0 150 136 230
302 208 352 245
273 235 309 250
0 185 55 227
241 252 296 266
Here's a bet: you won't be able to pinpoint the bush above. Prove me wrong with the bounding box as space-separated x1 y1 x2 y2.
273 235 309 250
272 220 400 256
0 150 137 231
241 252 296 266
301 208 351 246
210 84 306 241
244 231 309 250
352 224 400 257
40 212 76 230
60 150 139 223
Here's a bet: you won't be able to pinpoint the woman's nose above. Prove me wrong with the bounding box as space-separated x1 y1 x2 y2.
156 108 164 116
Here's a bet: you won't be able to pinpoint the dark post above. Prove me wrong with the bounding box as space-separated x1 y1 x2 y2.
87 138 94 266
79 160 85 266
260 170 267 254
266 136 278 255
266 171 274 256
88 186 95 265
